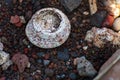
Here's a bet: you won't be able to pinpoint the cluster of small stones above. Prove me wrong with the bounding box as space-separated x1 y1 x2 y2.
26 8 71 48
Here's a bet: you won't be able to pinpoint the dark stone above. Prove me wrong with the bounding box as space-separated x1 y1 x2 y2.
60 0 82 12
37 52 44 57
57 51 69 61
45 68 54 77
90 10 107 27
69 73 77 80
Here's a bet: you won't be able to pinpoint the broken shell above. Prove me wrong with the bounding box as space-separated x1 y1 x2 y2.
113 17 120 31
26 8 71 48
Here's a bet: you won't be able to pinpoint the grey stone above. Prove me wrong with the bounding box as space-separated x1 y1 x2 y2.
45 68 54 77
60 0 82 12
43 60 50 66
76 56 97 77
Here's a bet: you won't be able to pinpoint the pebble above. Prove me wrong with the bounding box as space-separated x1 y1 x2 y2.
113 17 120 31
102 14 114 27
37 59 42 64
0 42 4 50
43 60 50 66
90 10 107 27
69 73 77 80
20 16 26 23
83 46 88 50
57 51 69 61
83 11 89 15
37 52 44 57
56 74 66 79
76 56 97 77
2 60 13 70
60 0 82 12
45 68 54 77
0 51 10 65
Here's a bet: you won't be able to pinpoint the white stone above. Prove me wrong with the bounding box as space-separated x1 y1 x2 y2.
113 17 120 31
2 60 13 70
83 46 88 50
0 51 9 65
26 8 71 48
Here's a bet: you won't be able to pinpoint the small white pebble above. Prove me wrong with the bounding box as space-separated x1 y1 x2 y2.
83 46 88 50
83 11 89 15
20 16 26 23
27 62 31 68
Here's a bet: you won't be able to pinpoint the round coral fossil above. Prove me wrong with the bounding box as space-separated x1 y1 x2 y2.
25 8 71 48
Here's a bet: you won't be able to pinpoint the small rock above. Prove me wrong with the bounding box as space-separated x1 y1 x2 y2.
60 0 82 12
69 73 77 80
12 53 29 73
43 60 50 66
113 17 120 31
57 51 69 61
83 11 89 15
10 15 20 24
20 16 26 23
37 59 42 63
76 56 97 77
37 52 44 57
102 14 114 27
83 46 88 50
0 51 10 65
45 68 54 77
90 10 107 27
56 74 66 79
0 77 6 80
0 42 4 50
2 60 13 70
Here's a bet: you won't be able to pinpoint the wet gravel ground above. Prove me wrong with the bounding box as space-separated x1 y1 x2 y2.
0 0 119 80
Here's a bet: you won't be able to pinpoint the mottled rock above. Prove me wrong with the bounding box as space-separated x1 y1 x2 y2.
60 0 82 12
0 51 9 65
76 56 97 77
98 49 120 80
85 27 120 48
12 53 29 73
90 10 107 27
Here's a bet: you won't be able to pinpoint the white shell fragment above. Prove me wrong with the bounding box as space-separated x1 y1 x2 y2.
0 51 10 65
76 56 97 77
85 27 120 48
26 8 71 48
